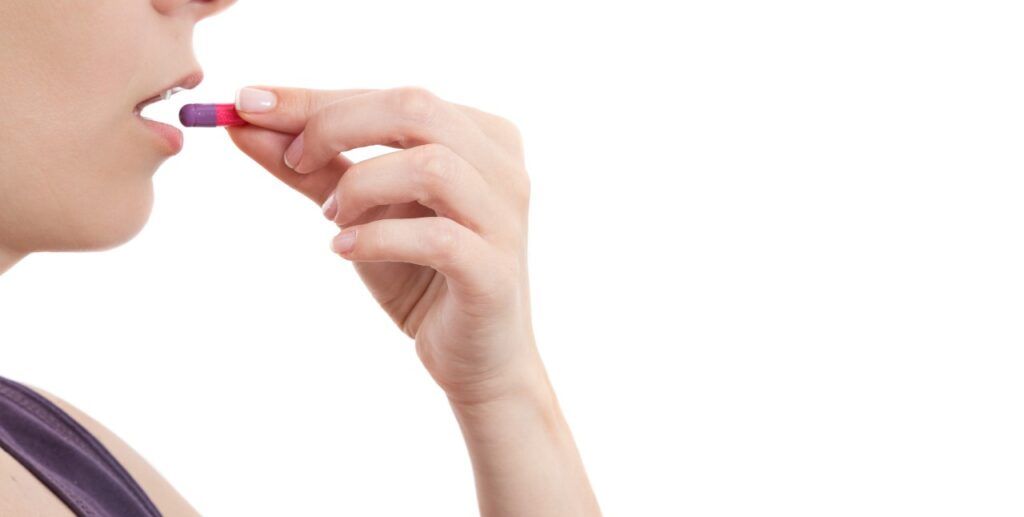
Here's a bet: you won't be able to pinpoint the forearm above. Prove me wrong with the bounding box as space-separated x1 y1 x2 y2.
449 353 601 517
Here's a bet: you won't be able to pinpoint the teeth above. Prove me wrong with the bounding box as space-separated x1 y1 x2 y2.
162 87 185 101
135 86 187 116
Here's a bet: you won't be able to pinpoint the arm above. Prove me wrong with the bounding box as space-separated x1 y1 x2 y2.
228 85 600 516
450 351 601 516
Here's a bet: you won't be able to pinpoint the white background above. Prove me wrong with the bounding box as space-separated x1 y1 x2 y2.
2 1 1023 515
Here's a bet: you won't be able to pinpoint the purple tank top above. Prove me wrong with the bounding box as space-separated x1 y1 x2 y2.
0 376 162 516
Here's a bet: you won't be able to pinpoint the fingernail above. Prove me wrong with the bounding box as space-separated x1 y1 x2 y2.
322 192 339 221
235 87 277 113
283 134 304 171
332 230 357 254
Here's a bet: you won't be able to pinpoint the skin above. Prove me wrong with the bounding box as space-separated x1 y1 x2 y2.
0 0 222 255
0 1 600 516
2 387 203 517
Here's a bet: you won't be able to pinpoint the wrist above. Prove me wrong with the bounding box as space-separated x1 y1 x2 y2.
445 344 601 517
443 339 551 409
447 349 567 445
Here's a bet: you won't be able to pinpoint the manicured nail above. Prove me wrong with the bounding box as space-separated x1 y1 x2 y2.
283 134 304 171
235 87 277 113
332 230 357 254
322 193 338 221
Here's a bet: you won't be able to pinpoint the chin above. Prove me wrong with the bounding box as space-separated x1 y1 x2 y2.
58 183 156 252
90 190 155 251
62 125 174 252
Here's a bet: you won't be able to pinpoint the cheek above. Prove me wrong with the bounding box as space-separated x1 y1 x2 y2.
8 1 150 114
0 87 164 251
0 1 167 251
55 134 162 251
0 132 161 252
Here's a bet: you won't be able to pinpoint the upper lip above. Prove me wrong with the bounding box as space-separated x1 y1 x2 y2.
134 71 204 114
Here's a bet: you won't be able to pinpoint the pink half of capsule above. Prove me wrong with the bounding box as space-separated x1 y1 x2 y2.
179 104 247 127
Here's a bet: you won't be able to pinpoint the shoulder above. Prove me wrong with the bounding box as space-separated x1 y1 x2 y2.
0 446 74 517
24 385 200 517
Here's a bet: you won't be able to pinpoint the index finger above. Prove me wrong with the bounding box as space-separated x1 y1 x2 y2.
237 86 518 155
235 86 375 134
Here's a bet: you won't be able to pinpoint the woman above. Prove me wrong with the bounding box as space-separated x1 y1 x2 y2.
0 1 600 516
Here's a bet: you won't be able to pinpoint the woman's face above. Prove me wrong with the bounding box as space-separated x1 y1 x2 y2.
0 0 233 254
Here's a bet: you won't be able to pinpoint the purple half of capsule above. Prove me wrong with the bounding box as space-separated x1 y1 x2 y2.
179 104 247 127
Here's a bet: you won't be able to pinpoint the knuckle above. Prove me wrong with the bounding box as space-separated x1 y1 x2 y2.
305 104 345 153
302 89 319 118
333 166 358 200
305 109 329 143
414 144 456 191
426 219 463 264
365 225 388 256
275 88 309 115
500 164 531 211
393 86 440 124
497 116 524 148
481 112 524 160
339 159 364 185
514 173 532 204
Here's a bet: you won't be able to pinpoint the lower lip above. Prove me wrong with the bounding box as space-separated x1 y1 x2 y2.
138 116 184 155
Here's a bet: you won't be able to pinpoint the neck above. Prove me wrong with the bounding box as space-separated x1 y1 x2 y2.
0 246 25 275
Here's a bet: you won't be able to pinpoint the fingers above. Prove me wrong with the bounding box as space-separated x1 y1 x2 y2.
285 87 504 175
228 85 530 302
326 144 497 232
332 217 499 297
237 85 520 158
451 103 525 161
227 125 351 205
235 87 374 134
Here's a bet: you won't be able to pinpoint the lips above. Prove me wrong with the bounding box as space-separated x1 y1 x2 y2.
134 87 186 114
134 71 203 155
134 71 204 116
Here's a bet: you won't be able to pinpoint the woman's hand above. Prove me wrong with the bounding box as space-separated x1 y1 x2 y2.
228 86 600 516
227 86 537 406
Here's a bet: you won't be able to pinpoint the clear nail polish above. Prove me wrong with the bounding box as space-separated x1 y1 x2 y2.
235 87 277 113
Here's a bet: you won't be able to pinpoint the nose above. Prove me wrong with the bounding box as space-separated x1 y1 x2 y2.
151 0 237 20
